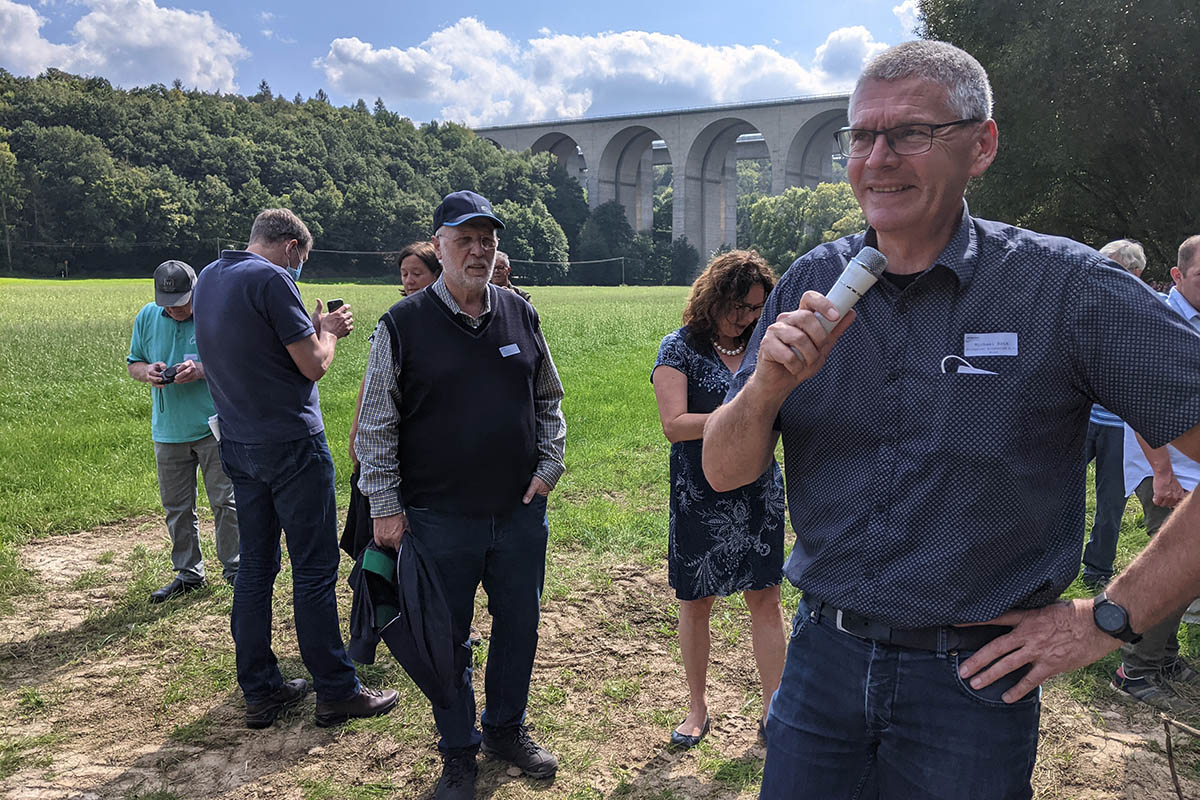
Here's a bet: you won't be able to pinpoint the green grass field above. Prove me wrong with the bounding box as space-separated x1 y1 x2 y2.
0 279 688 598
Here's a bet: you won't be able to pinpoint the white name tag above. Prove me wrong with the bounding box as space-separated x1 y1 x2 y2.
964 333 1018 357
184 352 198 362
499 343 521 358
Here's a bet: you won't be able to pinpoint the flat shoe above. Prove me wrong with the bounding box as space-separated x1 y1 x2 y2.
670 715 710 749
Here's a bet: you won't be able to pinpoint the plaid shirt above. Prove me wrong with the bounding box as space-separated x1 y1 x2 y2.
356 277 566 517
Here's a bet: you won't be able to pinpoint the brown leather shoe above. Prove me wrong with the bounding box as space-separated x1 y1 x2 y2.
245 678 310 729
314 686 398 727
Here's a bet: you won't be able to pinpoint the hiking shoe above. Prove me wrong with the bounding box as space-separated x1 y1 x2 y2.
246 678 310 729
1112 666 1189 712
149 577 205 604
1163 657 1200 687
314 686 398 728
482 724 558 778
434 751 477 800
1080 573 1110 593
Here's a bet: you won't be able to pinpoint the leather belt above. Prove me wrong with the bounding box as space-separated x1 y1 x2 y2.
807 598 1011 653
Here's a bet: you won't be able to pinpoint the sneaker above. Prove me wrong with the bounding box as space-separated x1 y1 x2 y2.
1162 657 1200 687
434 751 477 800
314 686 398 728
1112 666 1189 712
149 577 206 604
1080 573 1110 593
482 724 558 778
1183 599 1200 626
246 678 310 729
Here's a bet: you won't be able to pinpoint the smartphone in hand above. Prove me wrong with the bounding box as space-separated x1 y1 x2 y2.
326 298 344 312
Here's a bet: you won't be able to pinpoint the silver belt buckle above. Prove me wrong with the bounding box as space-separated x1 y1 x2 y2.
835 609 850 633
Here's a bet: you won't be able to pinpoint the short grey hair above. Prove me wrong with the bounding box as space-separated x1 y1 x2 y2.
1098 239 1146 274
249 208 313 251
1178 235 1200 276
851 40 993 121
494 250 510 268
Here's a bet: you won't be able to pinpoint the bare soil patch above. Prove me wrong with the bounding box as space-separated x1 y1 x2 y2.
1 518 1198 799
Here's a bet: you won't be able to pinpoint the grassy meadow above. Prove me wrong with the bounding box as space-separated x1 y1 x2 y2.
0 279 687 587
0 277 1198 798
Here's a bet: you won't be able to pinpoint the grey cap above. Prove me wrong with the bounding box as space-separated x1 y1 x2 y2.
154 260 196 307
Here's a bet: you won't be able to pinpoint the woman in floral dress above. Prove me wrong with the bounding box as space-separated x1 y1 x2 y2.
652 250 786 748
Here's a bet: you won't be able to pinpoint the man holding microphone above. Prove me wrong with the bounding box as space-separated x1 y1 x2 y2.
704 41 1200 798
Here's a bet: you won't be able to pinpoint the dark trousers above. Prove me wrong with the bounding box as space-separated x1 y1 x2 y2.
761 598 1040 800
219 433 360 704
1122 476 1186 675
1081 422 1129 582
406 495 549 753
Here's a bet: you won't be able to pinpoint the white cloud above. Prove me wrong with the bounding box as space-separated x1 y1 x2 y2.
315 17 882 126
813 26 888 80
893 0 920 34
257 10 273 22
0 0 248 91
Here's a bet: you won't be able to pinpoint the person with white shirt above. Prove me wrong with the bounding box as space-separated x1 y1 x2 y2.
1113 234 1200 709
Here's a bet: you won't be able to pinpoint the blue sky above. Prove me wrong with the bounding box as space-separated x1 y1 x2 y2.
2 0 919 125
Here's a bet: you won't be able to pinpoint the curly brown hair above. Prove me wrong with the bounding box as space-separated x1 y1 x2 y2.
682 250 776 346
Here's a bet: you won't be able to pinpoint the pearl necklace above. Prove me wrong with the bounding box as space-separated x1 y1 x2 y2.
713 339 745 356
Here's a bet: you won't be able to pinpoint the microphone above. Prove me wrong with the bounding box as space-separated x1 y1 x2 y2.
817 246 888 332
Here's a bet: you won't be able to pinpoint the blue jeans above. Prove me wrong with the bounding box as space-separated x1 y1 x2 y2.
406 495 549 753
1081 421 1128 582
761 598 1040 800
219 433 360 705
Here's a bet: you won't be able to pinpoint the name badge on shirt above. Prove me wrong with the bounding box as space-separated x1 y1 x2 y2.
963 332 1018 357
499 343 521 358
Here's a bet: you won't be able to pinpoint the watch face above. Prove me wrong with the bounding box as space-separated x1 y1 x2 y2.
1095 603 1127 633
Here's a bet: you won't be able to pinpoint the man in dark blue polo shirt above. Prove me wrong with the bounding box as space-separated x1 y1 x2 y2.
704 41 1200 798
194 208 398 730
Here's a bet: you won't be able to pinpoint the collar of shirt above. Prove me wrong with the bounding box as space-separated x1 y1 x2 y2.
430 275 492 327
1168 287 1200 329
862 201 978 290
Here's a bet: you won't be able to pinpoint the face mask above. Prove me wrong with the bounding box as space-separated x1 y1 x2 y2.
285 245 305 282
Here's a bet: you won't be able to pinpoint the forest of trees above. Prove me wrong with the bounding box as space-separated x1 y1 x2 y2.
0 69 861 283
917 0 1199 280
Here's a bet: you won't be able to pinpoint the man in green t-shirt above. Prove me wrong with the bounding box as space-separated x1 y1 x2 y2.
127 260 239 602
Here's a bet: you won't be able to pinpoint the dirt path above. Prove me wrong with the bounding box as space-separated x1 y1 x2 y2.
1 519 1197 799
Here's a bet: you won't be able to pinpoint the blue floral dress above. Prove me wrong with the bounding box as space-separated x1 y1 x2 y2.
653 326 785 601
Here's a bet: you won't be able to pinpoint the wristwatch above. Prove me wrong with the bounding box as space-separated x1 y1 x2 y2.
1092 592 1142 644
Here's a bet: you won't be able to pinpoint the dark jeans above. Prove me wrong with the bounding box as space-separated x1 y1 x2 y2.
219 433 360 705
1122 476 1187 675
761 598 1041 800
1081 422 1129 582
406 495 549 754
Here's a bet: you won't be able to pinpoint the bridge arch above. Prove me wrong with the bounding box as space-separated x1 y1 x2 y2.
598 125 668 234
784 109 848 189
682 117 761 257
530 132 589 185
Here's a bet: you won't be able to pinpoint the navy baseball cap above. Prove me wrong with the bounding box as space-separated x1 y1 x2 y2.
153 260 196 307
433 190 505 232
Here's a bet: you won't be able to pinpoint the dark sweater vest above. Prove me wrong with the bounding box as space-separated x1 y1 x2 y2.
381 286 542 516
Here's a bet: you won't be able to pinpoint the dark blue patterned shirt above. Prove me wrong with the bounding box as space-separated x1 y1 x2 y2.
727 204 1200 627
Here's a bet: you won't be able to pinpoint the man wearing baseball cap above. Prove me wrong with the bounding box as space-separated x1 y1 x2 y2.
127 260 240 602
356 190 566 799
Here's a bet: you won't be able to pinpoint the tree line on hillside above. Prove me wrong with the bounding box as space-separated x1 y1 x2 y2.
0 69 866 284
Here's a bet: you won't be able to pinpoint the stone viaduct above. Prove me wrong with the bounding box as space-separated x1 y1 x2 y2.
475 94 850 257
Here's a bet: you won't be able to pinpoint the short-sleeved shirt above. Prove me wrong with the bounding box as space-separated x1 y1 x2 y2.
1123 287 1200 495
727 203 1200 628
126 302 215 443
192 250 321 444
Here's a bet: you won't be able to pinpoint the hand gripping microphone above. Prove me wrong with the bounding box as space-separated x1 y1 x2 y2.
817 246 888 332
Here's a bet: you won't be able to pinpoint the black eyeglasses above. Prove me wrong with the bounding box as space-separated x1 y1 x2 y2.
834 119 982 159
